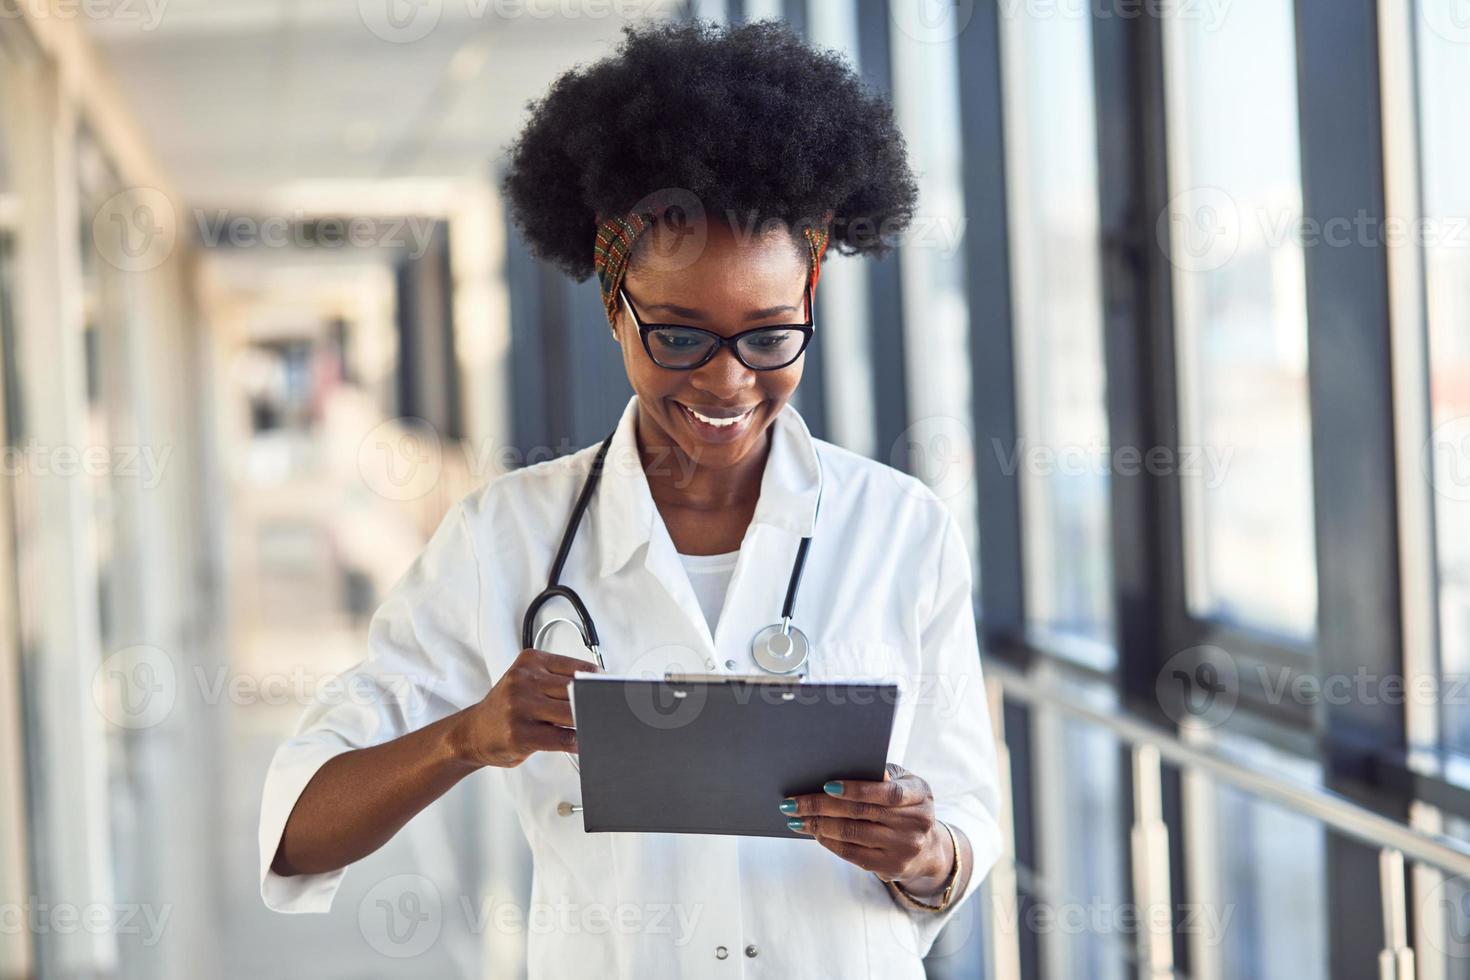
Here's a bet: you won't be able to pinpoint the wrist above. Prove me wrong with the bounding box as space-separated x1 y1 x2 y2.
897 823 955 897
443 708 486 771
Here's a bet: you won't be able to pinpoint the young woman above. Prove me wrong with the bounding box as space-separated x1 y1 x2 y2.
260 19 1002 978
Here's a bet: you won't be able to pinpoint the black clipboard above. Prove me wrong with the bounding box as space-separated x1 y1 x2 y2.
569 673 898 837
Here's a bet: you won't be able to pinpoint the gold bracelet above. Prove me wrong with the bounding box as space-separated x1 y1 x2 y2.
885 820 962 912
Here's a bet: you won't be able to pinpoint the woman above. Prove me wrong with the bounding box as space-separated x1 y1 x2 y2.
260 19 1002 977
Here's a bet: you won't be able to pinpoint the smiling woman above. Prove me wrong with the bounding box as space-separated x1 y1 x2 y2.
497 18 917 557
259 18 1002 980
512 12 910 600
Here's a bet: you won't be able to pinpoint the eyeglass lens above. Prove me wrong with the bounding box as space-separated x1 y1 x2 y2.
646 327 806 369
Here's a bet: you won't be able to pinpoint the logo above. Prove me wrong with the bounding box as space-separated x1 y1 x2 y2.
1419 874 1470 957
1424 416 1470 503
92 645 177 730
892 415 975 501
358 874 442 958
620 645 710 732
1158 186 1241 273
621 188 709 277
890 0 975 44
1423 0 1470 45
1155 645 1238 728
359 0 442 43
93 187 177 273
357 418 443 501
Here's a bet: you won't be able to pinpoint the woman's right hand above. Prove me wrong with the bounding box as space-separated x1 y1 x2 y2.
452 648 598 769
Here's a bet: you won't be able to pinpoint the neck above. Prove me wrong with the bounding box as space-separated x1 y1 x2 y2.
636 412 771 515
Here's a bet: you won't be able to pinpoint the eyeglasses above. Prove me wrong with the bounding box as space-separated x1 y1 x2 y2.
618 280 815 371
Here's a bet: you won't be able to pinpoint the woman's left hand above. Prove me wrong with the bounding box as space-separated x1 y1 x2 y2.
782 763 955 892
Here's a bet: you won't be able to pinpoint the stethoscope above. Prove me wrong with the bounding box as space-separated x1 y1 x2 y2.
520 428 821 679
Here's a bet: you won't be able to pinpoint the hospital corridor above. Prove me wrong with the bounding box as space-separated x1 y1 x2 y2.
2 1 1470 979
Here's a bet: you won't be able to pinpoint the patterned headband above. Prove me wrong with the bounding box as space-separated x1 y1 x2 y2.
592 208 832 330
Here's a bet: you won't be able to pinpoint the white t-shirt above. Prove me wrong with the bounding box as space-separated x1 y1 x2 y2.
676 548 740 636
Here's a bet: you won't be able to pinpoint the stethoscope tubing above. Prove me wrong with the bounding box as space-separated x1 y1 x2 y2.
519 432 617 653
526 421 822 811
520 423 822 672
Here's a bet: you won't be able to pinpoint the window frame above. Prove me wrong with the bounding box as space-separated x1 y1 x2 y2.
965 1 1429 978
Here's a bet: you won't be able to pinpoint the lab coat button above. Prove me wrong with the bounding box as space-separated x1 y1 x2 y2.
745 944 759 958
725 659 736 670
715 945 729 960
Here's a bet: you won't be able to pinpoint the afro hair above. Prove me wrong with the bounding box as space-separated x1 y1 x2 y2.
499 17 920 282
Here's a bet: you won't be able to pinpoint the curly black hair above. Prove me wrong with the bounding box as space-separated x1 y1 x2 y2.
499 18 919 282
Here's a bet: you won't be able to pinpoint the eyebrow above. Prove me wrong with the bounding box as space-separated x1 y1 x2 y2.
643 300 800 321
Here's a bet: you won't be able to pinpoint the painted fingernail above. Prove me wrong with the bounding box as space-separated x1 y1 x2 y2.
824 781 844 796
787 817 805 832
779 799 797 814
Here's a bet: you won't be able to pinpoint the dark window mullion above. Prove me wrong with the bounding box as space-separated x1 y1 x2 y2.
1294 0 1406 976
854 0 909 472
959 0 1024 650
1090 5 1193 975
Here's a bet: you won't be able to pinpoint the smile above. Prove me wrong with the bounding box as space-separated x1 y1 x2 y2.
674 401 758 435
685 405 753 427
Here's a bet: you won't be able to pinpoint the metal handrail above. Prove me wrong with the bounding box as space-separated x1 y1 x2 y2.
988 660 1470 878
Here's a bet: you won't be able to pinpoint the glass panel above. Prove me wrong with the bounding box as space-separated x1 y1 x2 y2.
1203 737 1328 980
1418 1 1470 752
1432 815 1470 978
1000 2 1114 659
1162 0 1318 642
889 0 981 583
1031 711 1127 980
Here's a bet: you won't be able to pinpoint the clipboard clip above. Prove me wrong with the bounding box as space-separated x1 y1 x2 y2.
662 673 801 700
661 672 804 685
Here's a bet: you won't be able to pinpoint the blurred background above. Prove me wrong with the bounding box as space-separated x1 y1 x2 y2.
0 0 1467 978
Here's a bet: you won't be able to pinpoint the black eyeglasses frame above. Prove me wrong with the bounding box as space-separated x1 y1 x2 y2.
617 279 815 372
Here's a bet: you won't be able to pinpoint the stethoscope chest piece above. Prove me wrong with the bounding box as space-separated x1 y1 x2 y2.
752 621 811 674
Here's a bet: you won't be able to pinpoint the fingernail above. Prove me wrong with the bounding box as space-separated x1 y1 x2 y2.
787 817 805 832
824 781 844 796
779 799 797 814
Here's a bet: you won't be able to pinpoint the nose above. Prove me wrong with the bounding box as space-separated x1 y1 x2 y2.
687 343 755 397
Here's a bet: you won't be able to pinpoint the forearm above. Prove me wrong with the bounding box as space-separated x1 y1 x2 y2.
271 708 480 877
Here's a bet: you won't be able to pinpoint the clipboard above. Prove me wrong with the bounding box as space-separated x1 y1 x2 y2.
569 673 898 837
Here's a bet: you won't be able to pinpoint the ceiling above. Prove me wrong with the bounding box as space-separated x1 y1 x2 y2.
84 0 678 212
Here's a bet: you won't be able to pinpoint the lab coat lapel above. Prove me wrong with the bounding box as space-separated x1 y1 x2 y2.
591 396 718 669
590 395 823 672
713 405 823 666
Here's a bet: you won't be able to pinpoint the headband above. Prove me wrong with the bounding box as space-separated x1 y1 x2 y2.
592 207 831 331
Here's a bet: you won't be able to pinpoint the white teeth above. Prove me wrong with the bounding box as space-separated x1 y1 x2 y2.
683 404 753 428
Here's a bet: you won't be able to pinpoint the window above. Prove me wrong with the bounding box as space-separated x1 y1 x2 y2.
1161 0 1317 642
889 0 981 579
1032 710 1127 979
806 1 878 460
1186 735 1328 980
1418 0 1470 752
1432 815 1470 976
1000 2 1114 659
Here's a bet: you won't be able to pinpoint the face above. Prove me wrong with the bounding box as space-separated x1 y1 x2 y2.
613 222 809 474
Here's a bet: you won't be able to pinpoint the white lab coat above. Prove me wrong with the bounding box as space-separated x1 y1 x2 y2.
258 394 1004 978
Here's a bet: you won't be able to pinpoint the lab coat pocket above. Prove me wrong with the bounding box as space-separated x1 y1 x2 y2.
813 640 917 764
